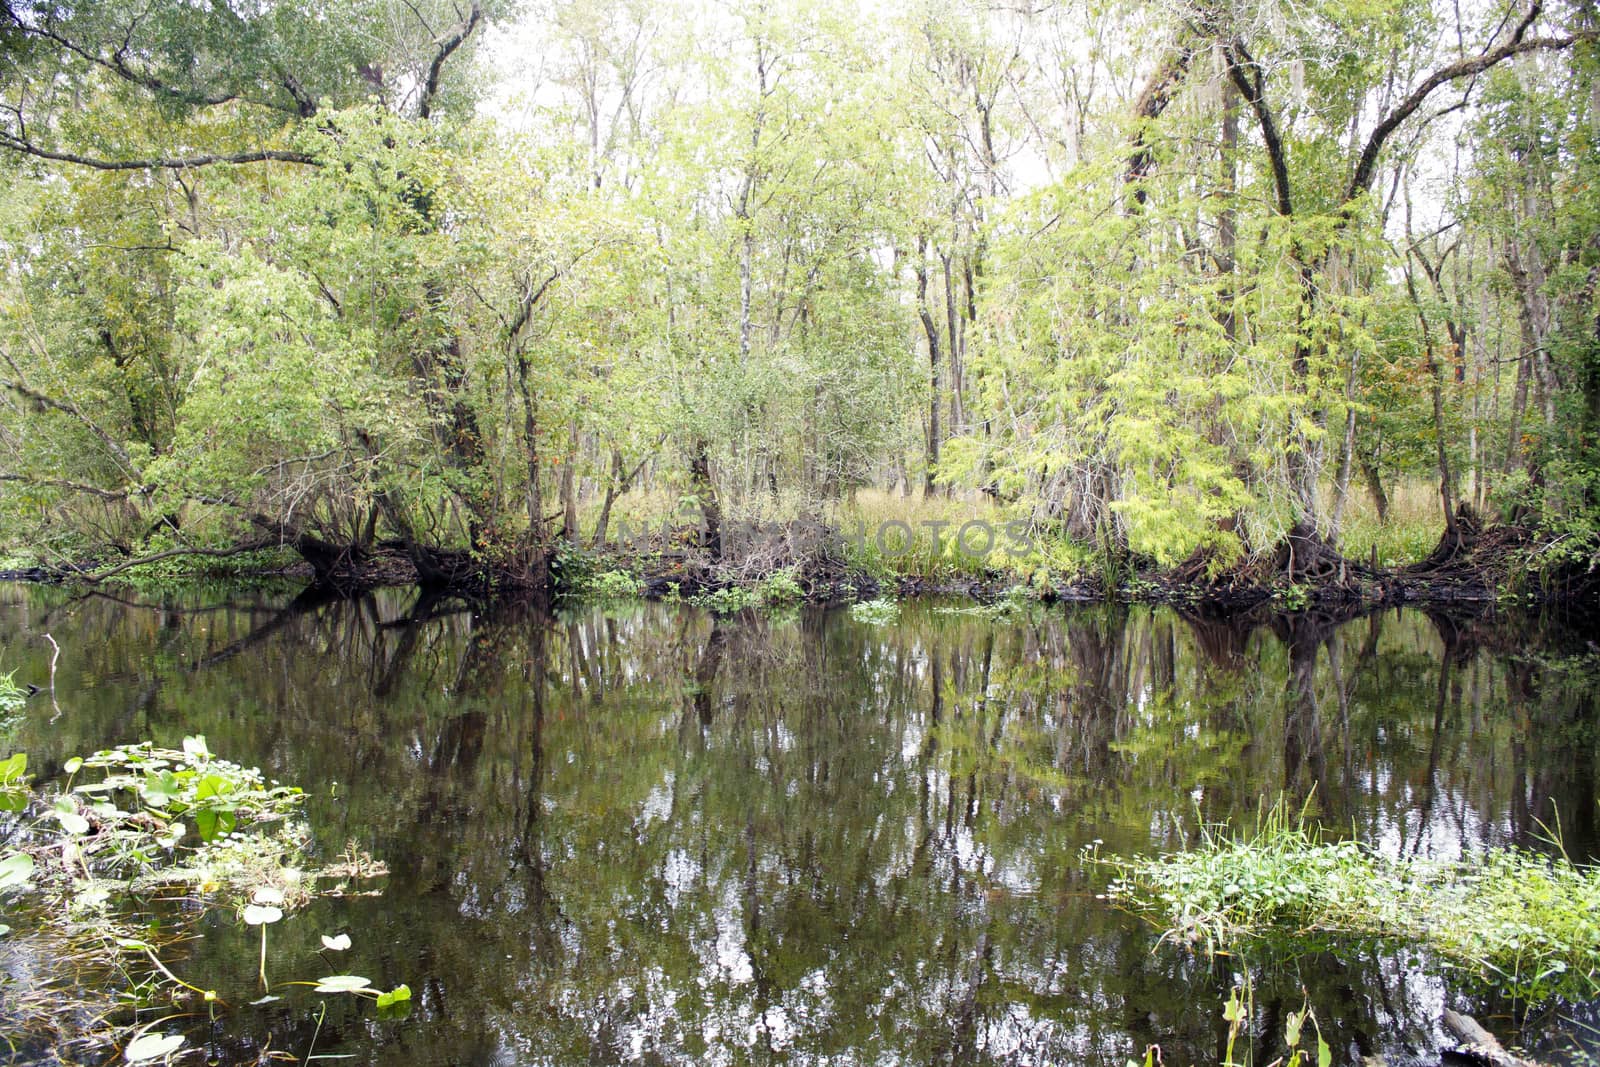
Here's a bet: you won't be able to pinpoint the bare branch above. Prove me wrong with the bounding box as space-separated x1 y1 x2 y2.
0 473 141 501
0 377 139 475
0 132 317 171
1221 37 1293 218
1346 24 1595 201
418 1 484 119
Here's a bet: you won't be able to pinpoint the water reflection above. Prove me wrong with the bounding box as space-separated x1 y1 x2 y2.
0 586 1595 1065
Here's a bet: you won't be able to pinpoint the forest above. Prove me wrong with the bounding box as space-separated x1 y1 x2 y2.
1 0 1597 604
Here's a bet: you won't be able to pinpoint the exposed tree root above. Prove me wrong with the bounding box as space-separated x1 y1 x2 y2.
10 513 1595 617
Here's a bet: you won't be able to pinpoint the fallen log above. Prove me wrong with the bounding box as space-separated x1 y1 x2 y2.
1442 1009 1544 1067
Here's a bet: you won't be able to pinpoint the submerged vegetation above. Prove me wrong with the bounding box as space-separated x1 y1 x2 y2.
1101 805 1600 1005
0 738 396 1060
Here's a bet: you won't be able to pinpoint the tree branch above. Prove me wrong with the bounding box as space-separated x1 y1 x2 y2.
0 377 139 475
0 473 141 501
68 539 279 583
1346 25 1594 200
418 1 484 119
1126 42 1196 202
507 268 564 346
1221 37 1293 217
0 130 316 170
2 4 243 110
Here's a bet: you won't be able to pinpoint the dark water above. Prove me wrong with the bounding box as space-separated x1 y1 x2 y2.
1 584 1598 1065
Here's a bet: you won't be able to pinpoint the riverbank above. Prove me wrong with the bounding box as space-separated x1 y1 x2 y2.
4 508 1595 618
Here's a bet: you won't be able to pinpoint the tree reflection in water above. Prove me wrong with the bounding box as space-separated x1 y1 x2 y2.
0 586 1595 1065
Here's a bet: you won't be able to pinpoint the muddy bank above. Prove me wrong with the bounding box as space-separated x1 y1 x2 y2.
7 514 1596 616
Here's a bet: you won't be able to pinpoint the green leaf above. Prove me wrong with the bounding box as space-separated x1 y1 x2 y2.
141 771 180 808
195 809 235 842
375 983 411 1007
0 851 25 891
63 757 83 775
0 753 26 784
1318 1036 1331 1067
55 809 90 835
313 974 372 993
125 1032 185 1062
181 735 209 759
52 796 93 834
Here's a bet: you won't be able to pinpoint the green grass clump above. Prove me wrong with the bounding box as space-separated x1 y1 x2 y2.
1331 476 1443 568
1100 807 1600 1003
0 670 26 715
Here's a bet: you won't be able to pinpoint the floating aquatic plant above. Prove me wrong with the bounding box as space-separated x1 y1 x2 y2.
0 737 396 1059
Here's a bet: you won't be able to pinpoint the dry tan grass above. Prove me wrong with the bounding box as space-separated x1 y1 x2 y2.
580 475 1452 575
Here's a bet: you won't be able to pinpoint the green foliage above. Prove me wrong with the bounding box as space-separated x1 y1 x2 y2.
1127 976 1331 1067
756 567 804 606
557 549 651 602
0 749 29 812
2 0 1599 589
689 586 758 615
1101 805 1600 1003
589 569 645 599
67 735 304 848
1276 584 1310 612
0 670 26 714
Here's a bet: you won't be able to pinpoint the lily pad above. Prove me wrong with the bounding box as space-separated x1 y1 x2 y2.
125 1032 185 1062
53 799 90 835
320 932 352 951
313 974 372 993
0 851 35 890
242 904 282 926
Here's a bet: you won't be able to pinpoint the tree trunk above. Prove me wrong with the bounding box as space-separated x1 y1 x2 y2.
943 250 963 439
1360 452 1390 522
690 441 722 561
591 447 625 550
515 355 548 587
1403 259 1458 539
561 419 580 544
917 239 943 497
